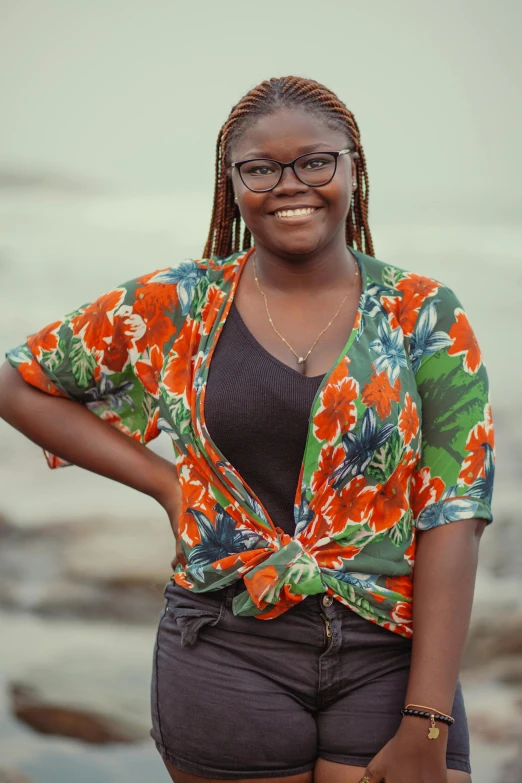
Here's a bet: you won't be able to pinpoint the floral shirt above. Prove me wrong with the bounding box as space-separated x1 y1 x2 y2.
6 247 495 637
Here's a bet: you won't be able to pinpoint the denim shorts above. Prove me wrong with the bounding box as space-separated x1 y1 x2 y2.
150 580 471 779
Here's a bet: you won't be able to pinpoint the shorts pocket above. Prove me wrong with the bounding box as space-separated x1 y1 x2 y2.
164 593 226 648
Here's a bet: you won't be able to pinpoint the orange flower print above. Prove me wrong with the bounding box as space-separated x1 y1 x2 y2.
448 308 482 374
133 282 179 354
17 357 68 398
458 405 495 486
391 600 412 626
163 320 197 396
398 393 419 445
411 466 445 519
385 574 412 599
200 289 225 336
381 290 423 337
248 564 280 606
311 443 344 493
100 312 132 373
44 452 70 469
100 408 132 436
27 320 61 360
179 477 205 513
314 374 358 442
135 344 164 396
143 406 160 442
361 366 401 419
70 289 126 353
370 454 412 532
324 474 377 529
397 272 439 300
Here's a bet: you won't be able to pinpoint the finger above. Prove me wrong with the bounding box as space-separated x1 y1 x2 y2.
358 772 384 783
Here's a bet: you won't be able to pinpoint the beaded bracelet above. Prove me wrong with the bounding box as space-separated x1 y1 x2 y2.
400 703 455 740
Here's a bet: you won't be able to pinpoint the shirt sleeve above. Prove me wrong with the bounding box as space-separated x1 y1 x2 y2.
410 284 495 530
5 268 180 469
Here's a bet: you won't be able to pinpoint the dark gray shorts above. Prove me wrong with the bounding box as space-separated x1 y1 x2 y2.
150 580 471 779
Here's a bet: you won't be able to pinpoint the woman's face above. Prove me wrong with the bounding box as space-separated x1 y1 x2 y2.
229 107 357 258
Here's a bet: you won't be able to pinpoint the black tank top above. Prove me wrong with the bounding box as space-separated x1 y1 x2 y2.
205 302 324 536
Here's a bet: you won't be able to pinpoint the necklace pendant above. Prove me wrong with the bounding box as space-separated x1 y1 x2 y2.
297 357 305 364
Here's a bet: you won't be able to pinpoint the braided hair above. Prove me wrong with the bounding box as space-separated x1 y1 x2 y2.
203 76 374 259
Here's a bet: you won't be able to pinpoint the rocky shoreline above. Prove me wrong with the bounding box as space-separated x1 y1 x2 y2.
0 434 521 782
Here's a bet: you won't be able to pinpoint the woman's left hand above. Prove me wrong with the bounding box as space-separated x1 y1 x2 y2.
359 718 449 783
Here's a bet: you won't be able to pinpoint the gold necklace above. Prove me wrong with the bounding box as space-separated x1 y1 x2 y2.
252 252 359 367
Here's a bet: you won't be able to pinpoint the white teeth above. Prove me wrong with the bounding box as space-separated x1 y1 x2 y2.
274 207 317 218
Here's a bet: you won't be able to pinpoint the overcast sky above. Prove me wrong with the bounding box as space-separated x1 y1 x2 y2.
0 0 520 224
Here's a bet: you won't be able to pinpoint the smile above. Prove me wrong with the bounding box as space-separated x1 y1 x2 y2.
271 207 322 220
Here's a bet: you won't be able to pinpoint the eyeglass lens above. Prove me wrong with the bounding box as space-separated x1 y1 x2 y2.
239 153 337 191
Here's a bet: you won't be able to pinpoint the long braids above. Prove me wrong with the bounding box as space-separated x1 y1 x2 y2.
203 76 374 259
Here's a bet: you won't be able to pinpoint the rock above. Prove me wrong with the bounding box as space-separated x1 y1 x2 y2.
468 711 522 744
0 771 34 783
0 514 173 623
63 514 174 586
463 610 522 670
462 674 522 748
8 640 155 744
489 656 522 685
503 746 522 783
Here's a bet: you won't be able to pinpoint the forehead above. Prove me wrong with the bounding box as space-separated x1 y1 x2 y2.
230 107 348 161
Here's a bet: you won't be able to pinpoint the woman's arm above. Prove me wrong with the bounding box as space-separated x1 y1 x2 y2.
364 518 486 782
405 517 486 712
0 362 181 522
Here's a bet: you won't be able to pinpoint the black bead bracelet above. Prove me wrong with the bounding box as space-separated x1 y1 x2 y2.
400 708 454 726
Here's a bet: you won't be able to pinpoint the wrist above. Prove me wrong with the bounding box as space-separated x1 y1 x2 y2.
399 714 449 745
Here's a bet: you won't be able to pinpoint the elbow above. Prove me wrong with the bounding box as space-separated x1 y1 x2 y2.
0 361 27 419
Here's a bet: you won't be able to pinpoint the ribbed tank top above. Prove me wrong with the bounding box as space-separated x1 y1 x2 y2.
205 302 324 536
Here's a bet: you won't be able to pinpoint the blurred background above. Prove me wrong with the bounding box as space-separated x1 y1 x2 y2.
0 1 521 781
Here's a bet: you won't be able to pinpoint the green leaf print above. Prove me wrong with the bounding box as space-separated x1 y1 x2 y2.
368 429 404 483
418 352 489 468
353 595 373 613
333 523 366 545
382 265 405 288
169 397 192 436
389 509 412 547
42 347 64 374
191 276 210 320
210 486 230 509
69 337 97 388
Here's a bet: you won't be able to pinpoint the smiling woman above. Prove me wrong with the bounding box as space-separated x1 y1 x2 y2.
0 76 494 783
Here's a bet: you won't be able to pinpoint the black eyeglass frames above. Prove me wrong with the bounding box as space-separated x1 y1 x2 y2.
231 149 352 193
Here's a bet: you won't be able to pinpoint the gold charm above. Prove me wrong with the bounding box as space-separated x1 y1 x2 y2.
428 715 440 739
298 357 305 364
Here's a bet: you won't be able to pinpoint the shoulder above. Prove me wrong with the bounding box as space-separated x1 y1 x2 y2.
132 250 245 287
357 250 464 335
123 251 245 317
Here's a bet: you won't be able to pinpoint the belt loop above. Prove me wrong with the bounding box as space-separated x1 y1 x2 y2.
225 581 237 610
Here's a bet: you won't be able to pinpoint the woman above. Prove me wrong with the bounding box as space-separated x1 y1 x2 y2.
0 76 494 783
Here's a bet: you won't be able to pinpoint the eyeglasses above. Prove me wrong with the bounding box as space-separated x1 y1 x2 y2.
231 149 352 193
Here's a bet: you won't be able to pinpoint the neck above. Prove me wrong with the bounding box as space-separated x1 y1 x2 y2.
251 232 356 294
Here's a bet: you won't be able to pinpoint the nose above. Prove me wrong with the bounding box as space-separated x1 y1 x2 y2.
272 165 309 196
